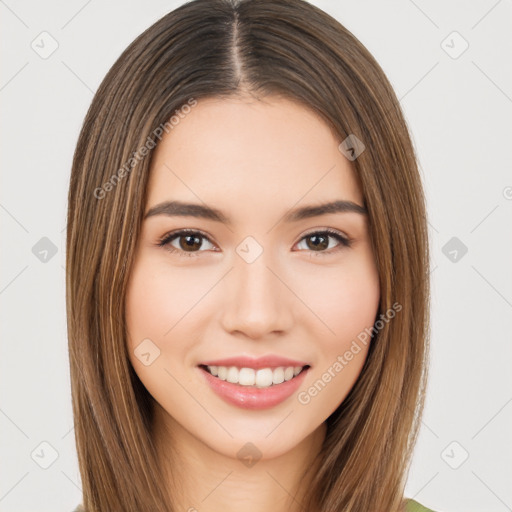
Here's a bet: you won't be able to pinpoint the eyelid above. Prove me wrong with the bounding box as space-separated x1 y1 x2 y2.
299 226 351 242
157 227 215 244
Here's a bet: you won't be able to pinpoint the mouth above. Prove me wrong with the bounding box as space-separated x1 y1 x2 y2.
198 364 311 388
197 362 312 410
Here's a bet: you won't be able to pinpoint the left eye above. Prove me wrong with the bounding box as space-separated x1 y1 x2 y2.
295 229 352 253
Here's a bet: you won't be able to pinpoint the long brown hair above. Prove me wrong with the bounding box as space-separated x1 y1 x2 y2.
66 0 430 510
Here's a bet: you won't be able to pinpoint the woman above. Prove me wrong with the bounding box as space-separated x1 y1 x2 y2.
67 0 433 510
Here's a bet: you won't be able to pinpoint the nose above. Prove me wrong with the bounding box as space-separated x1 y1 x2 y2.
219 250 294 340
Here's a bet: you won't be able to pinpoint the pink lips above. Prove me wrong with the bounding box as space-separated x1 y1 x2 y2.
197 355 311 410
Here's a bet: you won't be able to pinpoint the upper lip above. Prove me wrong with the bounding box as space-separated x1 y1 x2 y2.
199 355 310 370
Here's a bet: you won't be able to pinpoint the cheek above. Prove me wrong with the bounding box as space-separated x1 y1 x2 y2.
124 260 204 407
125 259 210 349
295 253 379 414
125 266 168 347
296 250 380 345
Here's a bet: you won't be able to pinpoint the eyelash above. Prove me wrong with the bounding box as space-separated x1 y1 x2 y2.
156 228 352 258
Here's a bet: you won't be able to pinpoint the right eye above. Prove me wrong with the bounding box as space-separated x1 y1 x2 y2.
157 229 217 257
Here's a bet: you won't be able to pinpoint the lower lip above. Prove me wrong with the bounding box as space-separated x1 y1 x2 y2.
198 366 310 410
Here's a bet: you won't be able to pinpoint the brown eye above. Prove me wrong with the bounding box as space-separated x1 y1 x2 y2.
296 229 351 253
177 233 203 251
304 233 329 251
158 229 216 256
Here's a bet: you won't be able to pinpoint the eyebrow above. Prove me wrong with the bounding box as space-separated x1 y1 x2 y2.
143 199 367 224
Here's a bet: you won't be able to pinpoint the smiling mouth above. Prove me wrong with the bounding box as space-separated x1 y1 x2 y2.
198 364 310 388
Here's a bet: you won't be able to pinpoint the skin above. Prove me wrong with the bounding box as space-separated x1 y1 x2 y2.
125 95 380 511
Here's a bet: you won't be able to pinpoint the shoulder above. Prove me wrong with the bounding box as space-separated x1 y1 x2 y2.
73 499 436 512
71 499 435 511
405 498 437 512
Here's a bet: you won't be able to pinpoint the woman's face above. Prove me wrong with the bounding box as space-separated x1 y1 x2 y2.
125 96 380 461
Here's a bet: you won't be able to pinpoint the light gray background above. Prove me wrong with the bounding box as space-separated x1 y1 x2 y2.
1 1 511 511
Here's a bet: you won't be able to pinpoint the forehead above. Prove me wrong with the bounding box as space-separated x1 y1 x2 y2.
146 96 363 211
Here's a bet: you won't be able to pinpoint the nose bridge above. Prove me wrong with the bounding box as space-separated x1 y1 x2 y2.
220 246 292 338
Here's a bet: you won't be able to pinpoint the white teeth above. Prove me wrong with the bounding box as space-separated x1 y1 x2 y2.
239 367 255 386
226 366 238 383
273 367 285 384
255 368 273 387
205 365 306 388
